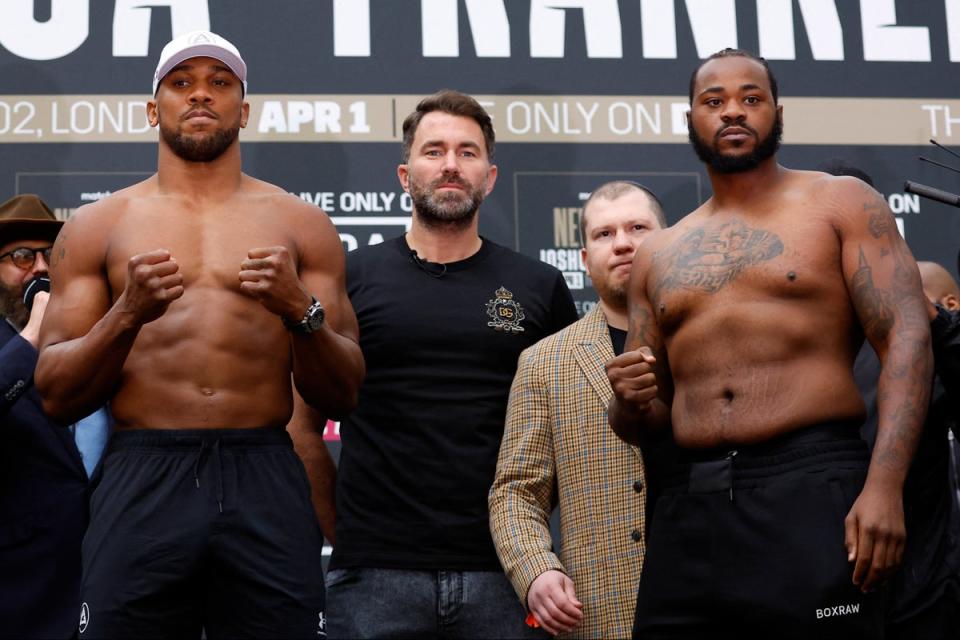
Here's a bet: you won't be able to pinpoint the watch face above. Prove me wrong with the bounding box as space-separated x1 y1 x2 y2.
305 303 325 332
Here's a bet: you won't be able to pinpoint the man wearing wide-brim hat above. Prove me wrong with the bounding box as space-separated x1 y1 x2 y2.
0 194 108 639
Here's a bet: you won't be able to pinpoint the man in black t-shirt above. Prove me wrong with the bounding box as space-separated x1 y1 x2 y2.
327 90 577 639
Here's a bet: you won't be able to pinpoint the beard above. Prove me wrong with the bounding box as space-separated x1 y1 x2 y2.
0 280 28 330
689 115 782 174
591 273 628 312
409 173 486 231
159 115 239 163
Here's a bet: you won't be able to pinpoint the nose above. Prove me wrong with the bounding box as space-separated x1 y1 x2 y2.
441 150 461 174
613 229 634 253
30 251 49 278
188 84 212 104
721 99 745 123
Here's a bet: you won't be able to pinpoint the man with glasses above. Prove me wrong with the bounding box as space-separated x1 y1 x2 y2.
0 194 107 639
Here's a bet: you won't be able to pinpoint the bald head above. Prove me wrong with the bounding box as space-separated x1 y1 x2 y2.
918 261 960 311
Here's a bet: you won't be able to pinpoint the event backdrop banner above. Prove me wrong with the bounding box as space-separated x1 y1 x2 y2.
1 0 958 328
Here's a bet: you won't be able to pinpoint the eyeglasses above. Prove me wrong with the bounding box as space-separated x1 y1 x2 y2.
0 246 53 269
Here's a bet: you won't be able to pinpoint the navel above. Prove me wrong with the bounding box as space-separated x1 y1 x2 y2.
786 271 797 282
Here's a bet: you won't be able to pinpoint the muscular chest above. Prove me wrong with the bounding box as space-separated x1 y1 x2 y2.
105 204 297 296
648 214 842 334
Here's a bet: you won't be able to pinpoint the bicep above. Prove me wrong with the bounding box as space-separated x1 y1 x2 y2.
40 216 111 348
839 185 927 348
295 213 360 342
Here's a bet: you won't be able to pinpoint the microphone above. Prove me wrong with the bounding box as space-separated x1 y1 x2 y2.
23 275 50 312
904 181 960 208
409 249 447 278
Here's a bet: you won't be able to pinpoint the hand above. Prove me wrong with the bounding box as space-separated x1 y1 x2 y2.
239 246 311 321
19 290 49 348
606 346 659 413
527 570 583 636
118 250 183 325
844 482 905 593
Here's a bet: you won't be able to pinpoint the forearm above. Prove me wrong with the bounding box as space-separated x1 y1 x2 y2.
489 482 563 604
36 307 140 424
868 326 933 488
289 424 337 543
291 327 364 418
608 397 670 447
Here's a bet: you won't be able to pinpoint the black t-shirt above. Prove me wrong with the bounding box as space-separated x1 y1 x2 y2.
331 235 578 570
609 325 627 356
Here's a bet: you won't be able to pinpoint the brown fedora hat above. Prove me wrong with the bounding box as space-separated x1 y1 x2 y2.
0 194 63 246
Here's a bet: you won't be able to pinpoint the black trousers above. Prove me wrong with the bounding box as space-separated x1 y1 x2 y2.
633 423 884 640
80 427 326 639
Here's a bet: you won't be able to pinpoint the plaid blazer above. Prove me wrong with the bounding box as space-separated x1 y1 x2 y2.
489 306 646 639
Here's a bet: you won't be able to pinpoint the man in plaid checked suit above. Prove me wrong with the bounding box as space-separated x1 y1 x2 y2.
490 181 667 638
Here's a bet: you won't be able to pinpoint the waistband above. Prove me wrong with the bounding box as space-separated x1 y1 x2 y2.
108 426 291 452
662 421 869 494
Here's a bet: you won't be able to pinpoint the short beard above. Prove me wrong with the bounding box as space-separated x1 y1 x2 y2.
160 118 239 163
409 174 485 231
0 281 28 330
689 115 782 174
594 278 628 313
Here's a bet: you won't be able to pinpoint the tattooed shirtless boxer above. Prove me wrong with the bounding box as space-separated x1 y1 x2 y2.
607 49 932 639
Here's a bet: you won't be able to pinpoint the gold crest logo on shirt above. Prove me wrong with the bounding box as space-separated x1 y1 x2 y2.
486 286 526 333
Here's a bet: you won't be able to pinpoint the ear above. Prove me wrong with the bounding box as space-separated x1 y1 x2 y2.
397 164 410 192
483 164 498 196
240 101 250 129
685 110 691 131
581 246 591 279
776 103 784 121
147 100 159 128
942 293 960 311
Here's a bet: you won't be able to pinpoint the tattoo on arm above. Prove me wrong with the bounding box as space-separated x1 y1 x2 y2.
850 246 894 342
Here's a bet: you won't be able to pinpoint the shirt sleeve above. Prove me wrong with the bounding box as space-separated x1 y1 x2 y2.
0 333 38 417
548 271 579 335
489 346 565 609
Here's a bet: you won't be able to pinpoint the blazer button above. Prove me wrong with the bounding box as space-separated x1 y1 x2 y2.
633 479 644 493
631 529 642 542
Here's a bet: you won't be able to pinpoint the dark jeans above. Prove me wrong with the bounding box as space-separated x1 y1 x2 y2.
325 567 547 639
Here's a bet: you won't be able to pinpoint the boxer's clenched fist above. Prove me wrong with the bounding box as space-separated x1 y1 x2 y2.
606 346 659 412
239 246 310 320
118 250 183 325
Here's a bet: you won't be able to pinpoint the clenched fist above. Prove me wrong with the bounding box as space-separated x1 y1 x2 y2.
118 250 184 325
606 346 659 413
239 246 311 321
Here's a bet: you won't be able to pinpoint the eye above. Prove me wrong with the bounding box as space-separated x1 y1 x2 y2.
744 96 760 105
633 224 648 231
424 149 442 157
172 78 190 88
213 78 229 87
461 150 477 158
705 98 722 107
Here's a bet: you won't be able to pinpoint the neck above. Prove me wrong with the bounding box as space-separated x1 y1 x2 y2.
406 213 482 263
156 141 244 197
599 299 628 330
706 157 783 208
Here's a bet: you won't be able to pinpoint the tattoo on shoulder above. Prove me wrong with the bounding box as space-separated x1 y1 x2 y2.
51 228 67 267
651 219 783 296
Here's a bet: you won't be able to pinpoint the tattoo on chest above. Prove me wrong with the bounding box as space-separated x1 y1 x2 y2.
652 219 784 296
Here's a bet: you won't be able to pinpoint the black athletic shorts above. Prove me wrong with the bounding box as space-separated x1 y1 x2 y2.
78 427 327 639
633 422 884 640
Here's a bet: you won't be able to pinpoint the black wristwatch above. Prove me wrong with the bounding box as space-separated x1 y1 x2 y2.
283 296 325 334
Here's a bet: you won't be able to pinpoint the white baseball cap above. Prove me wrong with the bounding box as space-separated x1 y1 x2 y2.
152 30 247 96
